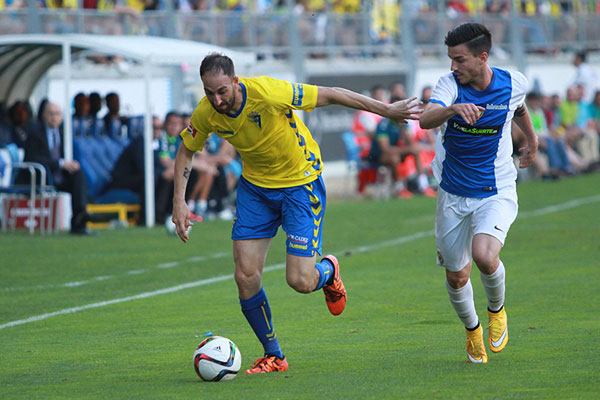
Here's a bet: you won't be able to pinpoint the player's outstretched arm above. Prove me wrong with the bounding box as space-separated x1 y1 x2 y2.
316 86 423 123
173 143 195 243
512 105 538 168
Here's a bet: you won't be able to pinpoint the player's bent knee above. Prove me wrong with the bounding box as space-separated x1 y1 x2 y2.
234 269 262 291
286 274 313 294
472 251 499 273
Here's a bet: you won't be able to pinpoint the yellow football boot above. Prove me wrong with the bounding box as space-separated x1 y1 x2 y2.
488 306 508 353
466 324 488 364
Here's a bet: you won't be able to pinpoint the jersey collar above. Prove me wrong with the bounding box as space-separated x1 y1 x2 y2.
226 82 247 118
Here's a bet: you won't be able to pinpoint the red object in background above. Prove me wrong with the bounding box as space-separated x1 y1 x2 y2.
3 198 57 231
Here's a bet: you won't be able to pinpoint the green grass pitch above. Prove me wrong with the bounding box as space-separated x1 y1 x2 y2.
1 173 599 399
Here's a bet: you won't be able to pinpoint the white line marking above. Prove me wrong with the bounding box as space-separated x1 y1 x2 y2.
1 194 598 330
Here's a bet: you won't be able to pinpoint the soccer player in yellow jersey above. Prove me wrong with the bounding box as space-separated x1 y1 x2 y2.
172 53 422 374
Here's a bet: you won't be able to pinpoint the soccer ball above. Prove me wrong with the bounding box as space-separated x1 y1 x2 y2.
193 336 242 382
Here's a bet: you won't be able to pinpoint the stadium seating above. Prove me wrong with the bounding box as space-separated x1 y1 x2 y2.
73 135 141 227
341 131 389 197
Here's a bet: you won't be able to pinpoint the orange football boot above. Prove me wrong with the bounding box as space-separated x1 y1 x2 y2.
244 355 289 374
321 255 347 316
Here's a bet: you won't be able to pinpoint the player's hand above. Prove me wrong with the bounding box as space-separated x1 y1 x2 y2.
519 137 538 169
387 97 424 124
172 199 193 243
451 103 485 125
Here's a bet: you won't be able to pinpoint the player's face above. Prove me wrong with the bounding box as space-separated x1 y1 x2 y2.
202 71 238 115
448 44 486 86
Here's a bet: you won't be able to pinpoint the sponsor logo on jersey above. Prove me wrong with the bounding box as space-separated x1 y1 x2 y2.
486 104 508 110
186 124 197 138
287 233 309 244
248 111 262 128
291 83 304 107
289 242 308 250
451 121 500 136
216 130 234 135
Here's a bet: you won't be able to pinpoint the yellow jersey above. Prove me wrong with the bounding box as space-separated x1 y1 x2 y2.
181 76 322 189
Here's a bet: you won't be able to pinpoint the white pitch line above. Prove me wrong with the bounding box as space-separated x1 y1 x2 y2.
1 194 598 331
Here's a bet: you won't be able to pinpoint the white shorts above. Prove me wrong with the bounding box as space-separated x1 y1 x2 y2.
435 186 518 272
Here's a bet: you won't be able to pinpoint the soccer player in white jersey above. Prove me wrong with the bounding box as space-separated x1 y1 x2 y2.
419 23 538 363
172 54 423 374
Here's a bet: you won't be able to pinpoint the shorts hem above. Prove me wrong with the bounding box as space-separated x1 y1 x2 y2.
232 234 276 241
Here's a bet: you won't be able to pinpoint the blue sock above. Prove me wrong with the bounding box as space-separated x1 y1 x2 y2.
313 259 335 291
240 287 283 358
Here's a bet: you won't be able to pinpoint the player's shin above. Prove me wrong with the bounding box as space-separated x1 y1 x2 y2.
480 260 505 312
240 287 283 358
445 279 479 329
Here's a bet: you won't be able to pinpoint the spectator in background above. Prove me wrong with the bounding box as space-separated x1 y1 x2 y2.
7 100 36 148
0 119 10 148
389 81 406 101
573 85 599 168
21 102 93 235
73 92 94 137
543 93 561 131
559 86 595 172
187 134 238 220
102 115 170 225
572 51 598 104
0 102 12 147
420 85 433 104
590 91 600 137
103 92 128 137
351 84 387 159
157 111 217 221
89 92 102 119
156 111 183 221
526 91 569 179
368 95 435 198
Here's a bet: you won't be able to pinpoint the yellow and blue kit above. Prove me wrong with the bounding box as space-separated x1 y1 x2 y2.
181 76 326 257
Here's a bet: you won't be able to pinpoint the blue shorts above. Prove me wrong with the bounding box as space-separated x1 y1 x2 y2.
232 176 327 257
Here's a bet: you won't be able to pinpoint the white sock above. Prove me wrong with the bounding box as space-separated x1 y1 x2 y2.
446 279 479 329
187 200 196 210
480 260 505 312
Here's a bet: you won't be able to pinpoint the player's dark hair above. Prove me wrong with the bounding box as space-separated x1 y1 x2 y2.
200 53 235 78
445 23 492 56
576 51 587 62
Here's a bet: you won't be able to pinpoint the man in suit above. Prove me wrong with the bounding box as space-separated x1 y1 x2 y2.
22 102 93 235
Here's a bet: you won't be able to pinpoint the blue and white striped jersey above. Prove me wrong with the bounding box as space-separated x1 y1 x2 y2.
430 68 528 198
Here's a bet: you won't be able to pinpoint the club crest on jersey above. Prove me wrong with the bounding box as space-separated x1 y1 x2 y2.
186 124 197 138
248 111 262 128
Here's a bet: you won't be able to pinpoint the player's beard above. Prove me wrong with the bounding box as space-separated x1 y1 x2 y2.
212 90 237 115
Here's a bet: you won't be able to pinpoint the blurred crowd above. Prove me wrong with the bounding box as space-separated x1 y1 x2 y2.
349 50 600 199
514 52 600 180
0 91 241 231
1 1 600 56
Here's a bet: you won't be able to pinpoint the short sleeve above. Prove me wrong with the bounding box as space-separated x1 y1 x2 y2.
430 73 458 108
255 76 318 112
510 70 529 110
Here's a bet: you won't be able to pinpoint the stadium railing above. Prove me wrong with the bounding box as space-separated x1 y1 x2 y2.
2 1 599 62
0 146 59 235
